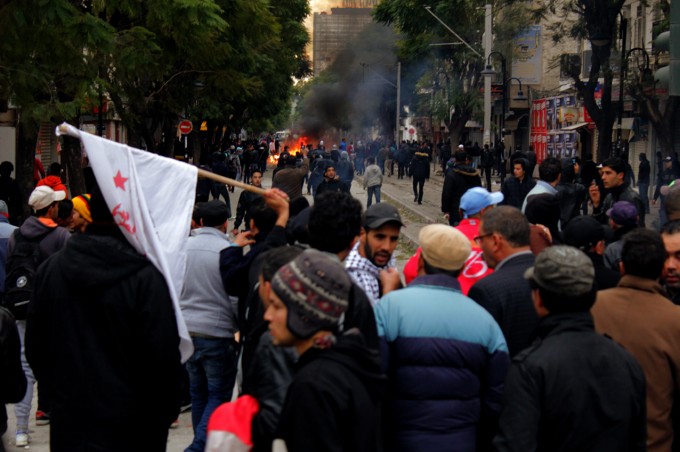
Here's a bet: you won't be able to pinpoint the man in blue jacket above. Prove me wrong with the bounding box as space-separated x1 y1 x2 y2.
375 224 510 451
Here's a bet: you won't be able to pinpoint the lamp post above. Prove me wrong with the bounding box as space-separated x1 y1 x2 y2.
481 51 507 143
502 77 528 146
626 47 653 94
615 15 628 158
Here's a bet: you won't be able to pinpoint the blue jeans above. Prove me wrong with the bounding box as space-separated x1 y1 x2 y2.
185 337 237 452
367 186 381 207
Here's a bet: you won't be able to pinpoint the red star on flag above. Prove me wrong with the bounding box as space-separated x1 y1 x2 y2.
113 170 128 191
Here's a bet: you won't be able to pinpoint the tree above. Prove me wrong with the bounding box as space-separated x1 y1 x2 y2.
0 0 311 195
374 0 527 147
534 0 626 159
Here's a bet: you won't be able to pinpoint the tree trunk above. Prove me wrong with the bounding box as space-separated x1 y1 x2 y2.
447 114 469 149
16 117 39 224
61 134 86 197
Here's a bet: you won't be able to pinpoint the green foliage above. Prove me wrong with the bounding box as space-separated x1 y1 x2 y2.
0 0 311 152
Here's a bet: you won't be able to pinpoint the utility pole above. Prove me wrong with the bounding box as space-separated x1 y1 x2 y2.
483 4 492 147
395 61 401 144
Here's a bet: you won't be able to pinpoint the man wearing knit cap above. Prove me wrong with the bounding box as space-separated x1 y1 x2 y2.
8 185 71 444
375 224 509 451
603 200 639 271
70 194 92 233
267 249 384 452
495 246 646 451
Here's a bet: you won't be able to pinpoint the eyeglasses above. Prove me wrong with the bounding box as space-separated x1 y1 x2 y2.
473 233 493 245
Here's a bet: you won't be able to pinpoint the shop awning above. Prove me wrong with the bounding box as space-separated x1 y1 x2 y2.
561 122 590 131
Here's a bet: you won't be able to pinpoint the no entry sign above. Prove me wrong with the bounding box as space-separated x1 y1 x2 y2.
178 120 193 135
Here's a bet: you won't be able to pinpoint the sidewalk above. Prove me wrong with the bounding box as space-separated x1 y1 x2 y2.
365 166 663 240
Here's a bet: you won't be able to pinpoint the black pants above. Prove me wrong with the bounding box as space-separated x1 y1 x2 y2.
398 163 406 179
484 167 492 189
212 185 232 217
413 178 425 203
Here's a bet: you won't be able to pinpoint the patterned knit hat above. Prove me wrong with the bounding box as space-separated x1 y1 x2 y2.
271 249 351 339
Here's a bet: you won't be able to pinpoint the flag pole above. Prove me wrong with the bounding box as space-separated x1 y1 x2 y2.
197 168 266 196
57 124 267 197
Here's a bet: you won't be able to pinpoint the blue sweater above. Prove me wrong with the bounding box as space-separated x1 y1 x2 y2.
375 274 510 452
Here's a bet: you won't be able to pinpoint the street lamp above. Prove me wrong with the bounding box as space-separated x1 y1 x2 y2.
615 15 628 158
481 52 507 142
626 47 654 94
503 77 528 137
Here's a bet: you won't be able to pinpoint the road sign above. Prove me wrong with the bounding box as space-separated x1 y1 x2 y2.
408 127 415 136
178 120 193 135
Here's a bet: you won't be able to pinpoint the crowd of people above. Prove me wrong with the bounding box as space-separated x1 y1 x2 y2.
1 138 680 452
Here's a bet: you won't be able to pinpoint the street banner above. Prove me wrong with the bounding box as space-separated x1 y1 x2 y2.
511 25 542 85
56 123 196 362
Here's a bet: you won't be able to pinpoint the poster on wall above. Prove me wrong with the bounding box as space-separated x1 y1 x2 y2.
547 134 555 157
554 97 564 130
546 98 556 131
554 133 564 156
564 132 576 157
511 25 542 85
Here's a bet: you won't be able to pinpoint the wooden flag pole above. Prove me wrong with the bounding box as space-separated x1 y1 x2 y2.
57 123 268 197
197 168 266 196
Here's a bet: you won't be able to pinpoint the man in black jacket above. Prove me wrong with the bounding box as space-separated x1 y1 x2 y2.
441 150 481 226
501 158 535 209
495 246 646 451
315 164 349 198
638 153 651 214
468 206 537 357
26 186 183 451
589 157 645 227
267 249 384 452
232 170 263 233
410 152 430 205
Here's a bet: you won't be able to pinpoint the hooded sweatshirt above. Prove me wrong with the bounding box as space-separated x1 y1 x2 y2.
25 229 183 451
9 216 71 260
441 163 482 223
276 331 385 452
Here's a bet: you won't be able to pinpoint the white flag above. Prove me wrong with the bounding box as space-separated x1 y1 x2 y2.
57 123 196 362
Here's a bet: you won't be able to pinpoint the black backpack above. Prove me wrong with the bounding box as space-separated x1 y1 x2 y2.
2 229 48 320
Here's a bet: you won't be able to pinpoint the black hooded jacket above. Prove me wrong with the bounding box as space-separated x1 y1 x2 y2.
441 163 481 223
276 331 385 452
26 229 183 451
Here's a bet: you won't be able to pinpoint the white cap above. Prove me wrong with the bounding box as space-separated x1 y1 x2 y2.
458 144 464 149
29 186 66 211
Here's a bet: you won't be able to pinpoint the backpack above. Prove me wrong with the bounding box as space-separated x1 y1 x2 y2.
2 229 48 320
